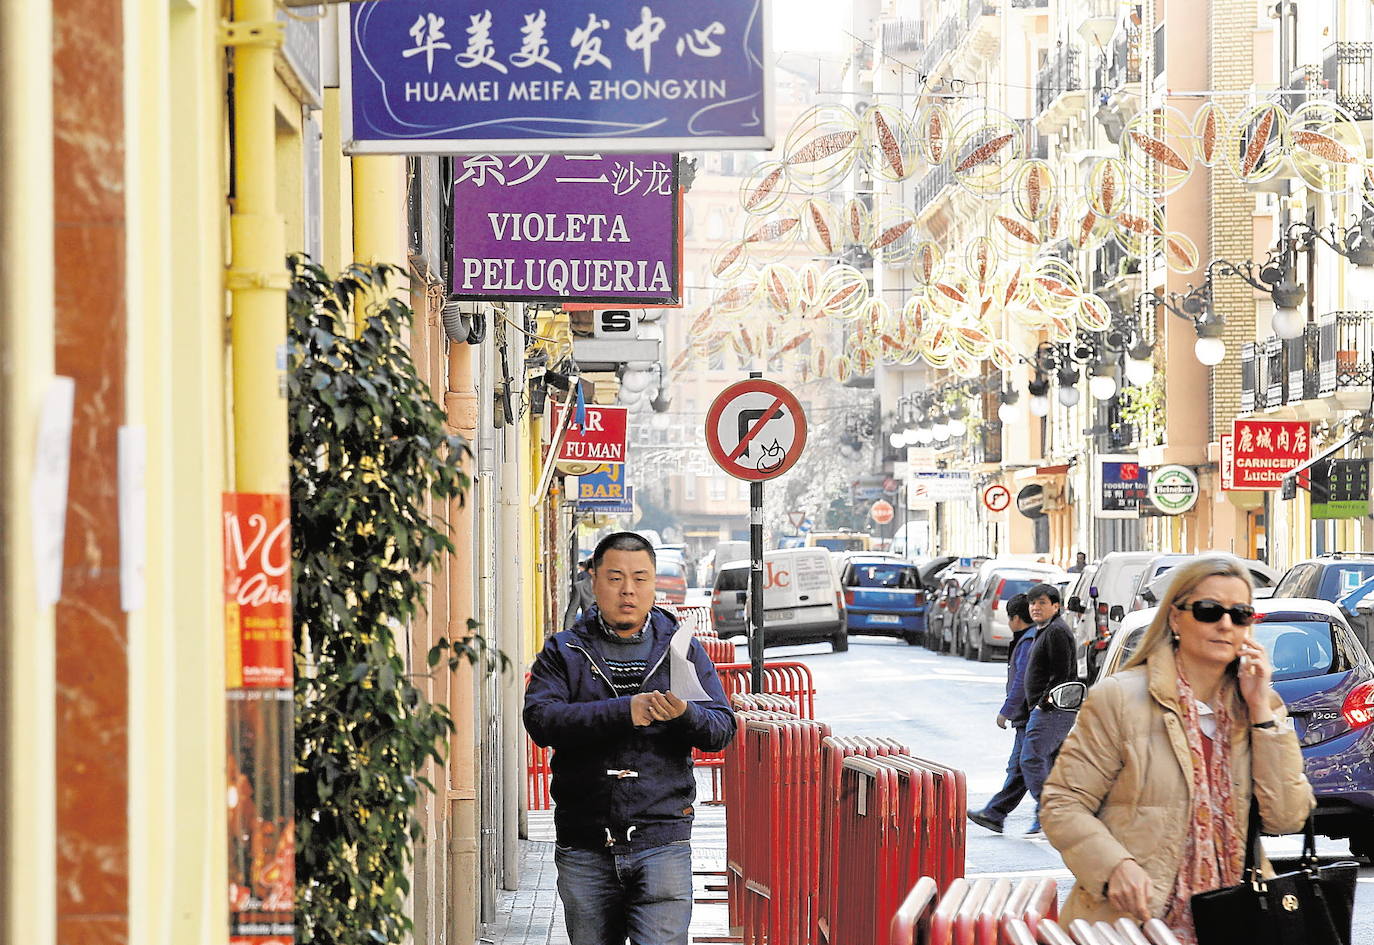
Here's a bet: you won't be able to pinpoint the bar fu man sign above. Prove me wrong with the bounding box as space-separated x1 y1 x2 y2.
345 1 772 153
452 152 681 303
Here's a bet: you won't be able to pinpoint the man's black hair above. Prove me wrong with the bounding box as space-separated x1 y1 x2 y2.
1005 593 1031 624
591 532 656 569
1027 582 1061 605
579 559 592 570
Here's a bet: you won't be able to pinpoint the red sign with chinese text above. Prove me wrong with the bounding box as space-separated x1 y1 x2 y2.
223 493 293 689
1231 420 1310 490
550 403 629 464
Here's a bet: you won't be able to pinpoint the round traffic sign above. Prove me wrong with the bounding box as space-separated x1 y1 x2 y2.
704 378 808 481
870 499 894 525
982 484 1011 513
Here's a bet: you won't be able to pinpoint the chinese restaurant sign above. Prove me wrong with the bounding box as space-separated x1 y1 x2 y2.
1231 419 1311 490
452 152 680 303
345 1 771 153
1311 459 1371 520
1097 455 1147 518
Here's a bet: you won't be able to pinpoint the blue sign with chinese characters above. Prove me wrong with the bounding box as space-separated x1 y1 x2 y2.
345 1 771 153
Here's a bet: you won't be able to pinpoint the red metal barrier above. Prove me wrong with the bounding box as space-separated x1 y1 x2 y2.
832 756 903 945
1001 918 1037 945
927 877 969 945
698 637 736 665
898 754 967 890
526 732 553 811
722 707 796 930
1141 920 1183 945
887 876 938 945
950 877 992 945
972 878 1012 945
817 736 907 944
714 661 817 719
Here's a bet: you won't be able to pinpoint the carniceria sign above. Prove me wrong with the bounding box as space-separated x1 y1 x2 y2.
1147 464 1200 515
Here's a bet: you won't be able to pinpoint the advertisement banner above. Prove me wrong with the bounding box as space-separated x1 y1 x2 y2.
223 493 292 689
575 463 629 501
1097 454 1146 518
1147 464 1200 515
908 471 973 502
1311 459 1371 520
451 152 681 303
550 402 628 463
1220 433 1236 491
1232 419 1311 490
345 1 771 153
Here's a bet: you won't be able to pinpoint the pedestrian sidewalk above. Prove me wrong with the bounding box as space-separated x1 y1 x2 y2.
484 775 733 945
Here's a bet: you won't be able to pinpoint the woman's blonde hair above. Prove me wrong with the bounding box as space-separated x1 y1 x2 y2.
1122 557 1254 670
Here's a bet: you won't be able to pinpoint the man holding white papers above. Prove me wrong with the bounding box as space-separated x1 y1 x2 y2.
524 532 736 945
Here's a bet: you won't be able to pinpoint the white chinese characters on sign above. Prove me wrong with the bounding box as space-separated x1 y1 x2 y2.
455 154 673 197
399 7 729 77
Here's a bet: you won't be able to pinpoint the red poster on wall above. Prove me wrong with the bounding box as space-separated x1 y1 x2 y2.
223 493 292 689
1231 419 1311 490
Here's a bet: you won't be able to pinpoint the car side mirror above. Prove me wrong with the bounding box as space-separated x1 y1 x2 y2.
1047 681 1087 711
1108 605 1125 622
1066 596 1085 614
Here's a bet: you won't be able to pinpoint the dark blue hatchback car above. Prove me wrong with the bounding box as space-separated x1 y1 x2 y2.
1102 598 1374 857
840 556 925 645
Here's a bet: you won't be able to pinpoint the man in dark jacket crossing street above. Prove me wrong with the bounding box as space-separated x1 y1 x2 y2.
1018 582 1078 820
524 532 736 945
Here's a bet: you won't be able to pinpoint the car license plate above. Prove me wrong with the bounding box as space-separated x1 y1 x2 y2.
767 609 795 622
871 614 900 624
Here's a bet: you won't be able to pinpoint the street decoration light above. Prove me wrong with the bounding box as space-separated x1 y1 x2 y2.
1089 360 1119 401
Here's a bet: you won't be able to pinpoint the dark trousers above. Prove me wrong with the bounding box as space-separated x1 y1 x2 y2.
1022 706 1077 802
979 724 1027 826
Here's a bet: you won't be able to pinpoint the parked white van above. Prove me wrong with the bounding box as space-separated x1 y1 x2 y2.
709 546 848 652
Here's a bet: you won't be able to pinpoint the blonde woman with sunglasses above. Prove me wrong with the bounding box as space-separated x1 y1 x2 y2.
1041 558 1313 944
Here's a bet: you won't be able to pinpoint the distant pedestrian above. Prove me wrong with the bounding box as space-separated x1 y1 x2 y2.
525 532 737 945
1019 583 1078 827
1067 552 1088 573
1041 558 1311 941
563 559 596 630
967 593 1036 834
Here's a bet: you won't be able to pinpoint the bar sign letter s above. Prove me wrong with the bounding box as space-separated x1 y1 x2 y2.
594 309 637 337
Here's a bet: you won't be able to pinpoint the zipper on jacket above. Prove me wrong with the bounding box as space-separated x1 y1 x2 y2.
567 642 619 697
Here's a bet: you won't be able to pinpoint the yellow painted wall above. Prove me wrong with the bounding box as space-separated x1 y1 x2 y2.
0 4 58 944
124 1 231 941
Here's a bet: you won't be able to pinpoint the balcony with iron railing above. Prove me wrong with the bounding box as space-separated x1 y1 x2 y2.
912 158 954 219
1240 311 1374 413
1324 42 1373 121
919 15 960 76
881 17 924 56
1035 45 1084 130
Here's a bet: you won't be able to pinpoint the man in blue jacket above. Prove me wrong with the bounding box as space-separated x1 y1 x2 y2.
967 594 1037 834
524 532 736 945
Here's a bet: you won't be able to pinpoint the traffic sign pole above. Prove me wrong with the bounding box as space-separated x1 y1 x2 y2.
748 373 765 693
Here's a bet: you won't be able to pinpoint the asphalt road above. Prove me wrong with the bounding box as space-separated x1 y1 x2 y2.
709 622 1374 938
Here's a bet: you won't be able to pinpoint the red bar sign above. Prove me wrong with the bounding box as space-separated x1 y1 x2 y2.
550 403 628 464
1231 419 1311 490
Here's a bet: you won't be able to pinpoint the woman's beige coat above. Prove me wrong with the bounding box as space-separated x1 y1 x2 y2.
1041 645 1313 925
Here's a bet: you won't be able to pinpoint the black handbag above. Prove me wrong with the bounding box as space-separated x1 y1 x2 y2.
1191 799 1358 945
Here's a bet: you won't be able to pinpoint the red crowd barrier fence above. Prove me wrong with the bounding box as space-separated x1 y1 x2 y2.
891 876 1060 945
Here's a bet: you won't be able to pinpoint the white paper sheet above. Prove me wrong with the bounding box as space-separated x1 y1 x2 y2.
669 622 712 702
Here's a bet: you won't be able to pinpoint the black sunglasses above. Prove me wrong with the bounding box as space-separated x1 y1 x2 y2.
1175 599 1257 626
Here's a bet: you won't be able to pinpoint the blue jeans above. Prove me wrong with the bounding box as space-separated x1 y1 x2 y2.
554 841 693 945
1021 706 1077 802
978 724 1027 826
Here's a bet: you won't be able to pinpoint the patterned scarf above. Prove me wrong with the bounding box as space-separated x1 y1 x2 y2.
1164 668 1244 943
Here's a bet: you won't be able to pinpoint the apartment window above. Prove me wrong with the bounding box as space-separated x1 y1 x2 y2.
709 471 727 501
684 474 697 500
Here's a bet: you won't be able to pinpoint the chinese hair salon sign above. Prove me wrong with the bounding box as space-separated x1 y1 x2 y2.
1231 419 1311 490
344 1 771 153
451 153 681 303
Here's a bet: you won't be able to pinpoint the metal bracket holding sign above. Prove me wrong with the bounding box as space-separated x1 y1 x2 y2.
704 376 807 693
344 1 772 154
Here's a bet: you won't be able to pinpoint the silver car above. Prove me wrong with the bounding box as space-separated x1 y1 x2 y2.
957 562 1068 662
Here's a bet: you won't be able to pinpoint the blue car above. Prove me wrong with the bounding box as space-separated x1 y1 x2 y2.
1101 598 1374 857
840 555 925 645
